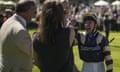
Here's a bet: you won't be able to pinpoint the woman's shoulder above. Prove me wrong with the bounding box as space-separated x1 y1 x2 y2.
32 32 41 52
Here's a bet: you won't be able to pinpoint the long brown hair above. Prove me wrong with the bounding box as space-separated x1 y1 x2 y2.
38 1 65 46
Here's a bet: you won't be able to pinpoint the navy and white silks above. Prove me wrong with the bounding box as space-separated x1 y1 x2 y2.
76 31 113 72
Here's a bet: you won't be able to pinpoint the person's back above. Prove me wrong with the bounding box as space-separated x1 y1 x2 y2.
33 1 75 72
33 28 74 72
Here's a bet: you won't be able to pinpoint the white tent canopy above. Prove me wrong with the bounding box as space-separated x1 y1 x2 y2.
3 1 16 5
94 0 109 6
0 0 16 5
112 0 120 5
0 0 5 4
45 0 69 2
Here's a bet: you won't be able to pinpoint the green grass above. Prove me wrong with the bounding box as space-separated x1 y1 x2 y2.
29 29 120 72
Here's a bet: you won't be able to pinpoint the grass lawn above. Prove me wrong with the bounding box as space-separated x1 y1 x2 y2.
29 29 120 72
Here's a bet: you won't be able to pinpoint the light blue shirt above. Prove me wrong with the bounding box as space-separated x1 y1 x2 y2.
15 13 27 28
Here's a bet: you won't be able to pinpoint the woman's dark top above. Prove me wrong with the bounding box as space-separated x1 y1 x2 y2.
33 28 74 72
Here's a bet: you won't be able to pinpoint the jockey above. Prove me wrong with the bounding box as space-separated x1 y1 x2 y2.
76 13 113 72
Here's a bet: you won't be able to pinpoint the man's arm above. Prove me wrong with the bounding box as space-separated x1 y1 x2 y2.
15 30 33 57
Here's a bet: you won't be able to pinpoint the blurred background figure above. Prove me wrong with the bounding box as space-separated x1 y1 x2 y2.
103 12 111 41
2 8 13 22
0 14 4 28
5 9 13 18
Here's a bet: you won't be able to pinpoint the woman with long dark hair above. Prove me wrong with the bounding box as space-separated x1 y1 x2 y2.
33 1 75 72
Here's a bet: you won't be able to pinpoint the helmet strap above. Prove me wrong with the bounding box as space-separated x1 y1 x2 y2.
91 24 97 34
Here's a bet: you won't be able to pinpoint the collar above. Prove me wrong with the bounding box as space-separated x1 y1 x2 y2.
15 13 27 27
86 31 98 37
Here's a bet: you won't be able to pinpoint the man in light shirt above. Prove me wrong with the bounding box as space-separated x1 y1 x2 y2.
0 0 36 72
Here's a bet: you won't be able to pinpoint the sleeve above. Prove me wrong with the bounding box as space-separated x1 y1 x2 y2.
32 32 40 68
15 30 32 57
73 33 80 45
102 37 113 72
32 32 40 53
